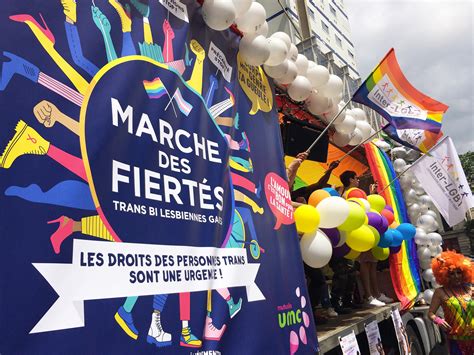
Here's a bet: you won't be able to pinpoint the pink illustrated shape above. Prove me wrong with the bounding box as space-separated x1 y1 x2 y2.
296 287 300 297
301 296 306 308
299 326 307 345
303 311 310 328
290 330 299 355
264 172 294 229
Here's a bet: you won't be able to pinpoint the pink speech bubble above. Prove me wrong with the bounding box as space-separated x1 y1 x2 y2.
264 172 295 230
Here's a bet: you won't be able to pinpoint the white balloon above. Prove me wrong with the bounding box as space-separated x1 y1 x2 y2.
234 2 266 34
320 101 339 123
202 0 236 31
394 158 407 173
288 43 298 62
264 60 289 79
391 147 407 159
332 131 351 147
419 257 432 269
405 189 417 202
300 230 333 268
335 114 356 134
336 230 347 247
239 34 270 66
422 268 434 282
316 197 350 228
270 31 291 51
318 74 343 98
264 37 288 66
348 128 364 146
275 60 298 84
255 21 269 36
232 0 252 17
425 210 437 219
351 107 367 121
307 60 317 70
287 75 312 102
406 149 421 162
355 120 371 138
306 65 330 91
417 246 431 260
408 203 421 217
427 232 442 246
305 90 331 115
414 227 428 245
423 289 434 304
294 54 309 75
416 214 437 232
419 195 432 207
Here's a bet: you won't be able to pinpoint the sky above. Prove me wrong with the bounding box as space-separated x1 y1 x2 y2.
344 0 474 154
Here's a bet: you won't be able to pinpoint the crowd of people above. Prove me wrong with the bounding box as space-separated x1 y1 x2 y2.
288 151 473 353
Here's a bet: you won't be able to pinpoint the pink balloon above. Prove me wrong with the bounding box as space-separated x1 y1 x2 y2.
290 330 299 355
303 311 310 327
299 326 307 345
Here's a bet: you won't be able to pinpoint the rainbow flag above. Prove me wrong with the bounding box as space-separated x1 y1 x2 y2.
353 49 448 134
365 142 421 309
383 123 443 153
143 77 167 99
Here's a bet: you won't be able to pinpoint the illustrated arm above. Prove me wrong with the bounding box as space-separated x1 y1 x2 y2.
91 6 118 62
33 100 80 136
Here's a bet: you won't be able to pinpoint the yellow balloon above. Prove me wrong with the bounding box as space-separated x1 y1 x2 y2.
345 225 376 252
344 249 361 260
372 246 389 260
367 225 380 247
367 194 386 213
294 205 320 233
338 202 366 231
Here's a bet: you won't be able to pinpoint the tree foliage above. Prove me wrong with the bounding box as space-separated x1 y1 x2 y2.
459 151 474 189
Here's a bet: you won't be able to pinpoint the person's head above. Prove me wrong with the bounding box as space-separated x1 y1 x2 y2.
340 170 359 188
431 250 473 287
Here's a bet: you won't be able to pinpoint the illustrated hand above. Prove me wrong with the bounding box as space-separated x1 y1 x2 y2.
328 160 340 170
91 6 111 34
296 152 309 162
109 0 131 32
190 39 205 61
130 0 150 18
33 100 62 128
61 0 77 23
163 19 175 39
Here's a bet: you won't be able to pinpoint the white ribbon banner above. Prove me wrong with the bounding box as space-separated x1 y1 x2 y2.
159 0 189 22
31 239 263 334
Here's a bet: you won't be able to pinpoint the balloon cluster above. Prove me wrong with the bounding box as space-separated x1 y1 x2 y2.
392 146 442 304
201 1 372 147
295 187 418 269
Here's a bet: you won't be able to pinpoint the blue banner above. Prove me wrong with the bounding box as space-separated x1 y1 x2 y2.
0 1 318 354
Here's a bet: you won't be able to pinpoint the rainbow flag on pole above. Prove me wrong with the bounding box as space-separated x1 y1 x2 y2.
383 123 443 153
143 77 167 99
365 142 421 309
353 49 448 134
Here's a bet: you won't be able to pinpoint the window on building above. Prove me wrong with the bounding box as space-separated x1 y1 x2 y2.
321 21 329 33
335 35 342 47
348 50 354 58
309 8 315 20
330 5 337 17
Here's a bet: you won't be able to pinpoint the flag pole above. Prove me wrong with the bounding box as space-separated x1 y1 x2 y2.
306 98 352 153
379 136 447 193
337 126 385 163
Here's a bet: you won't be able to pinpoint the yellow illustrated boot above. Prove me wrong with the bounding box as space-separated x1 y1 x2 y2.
0 120 50 168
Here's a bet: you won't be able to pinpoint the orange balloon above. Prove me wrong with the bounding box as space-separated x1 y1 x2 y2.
346 188 367 200
308 189 331 207
381 208 395 225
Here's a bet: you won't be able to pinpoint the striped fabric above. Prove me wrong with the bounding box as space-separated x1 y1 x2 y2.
38 72 83 107
172 88 193 116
